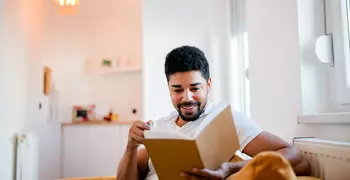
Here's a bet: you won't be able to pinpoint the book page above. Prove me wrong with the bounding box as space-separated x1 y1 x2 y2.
235 150 252 160
193 103 229 138
144 131 189 139
194 103 240 169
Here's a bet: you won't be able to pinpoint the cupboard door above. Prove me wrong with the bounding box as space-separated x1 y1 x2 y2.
62 125 121 178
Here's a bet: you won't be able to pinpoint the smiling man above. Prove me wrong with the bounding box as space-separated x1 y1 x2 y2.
116 45 311 180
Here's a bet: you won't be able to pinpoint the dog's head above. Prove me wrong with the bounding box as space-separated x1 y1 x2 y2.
230 151 297 180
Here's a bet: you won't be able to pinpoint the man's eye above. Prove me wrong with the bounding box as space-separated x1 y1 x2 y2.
191 88 200 91
174 89 183 93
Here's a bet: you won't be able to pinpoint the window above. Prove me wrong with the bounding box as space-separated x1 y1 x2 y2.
230 0 251 116
326 0 350 105
345 0 350 85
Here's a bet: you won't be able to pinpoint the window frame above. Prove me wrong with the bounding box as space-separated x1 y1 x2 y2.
230 0 251 116
326 0 350 106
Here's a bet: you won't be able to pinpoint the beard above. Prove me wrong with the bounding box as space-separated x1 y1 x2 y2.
176 101 205 122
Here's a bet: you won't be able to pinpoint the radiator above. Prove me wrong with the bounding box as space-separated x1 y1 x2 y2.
294 138 350 180
15 133 39 180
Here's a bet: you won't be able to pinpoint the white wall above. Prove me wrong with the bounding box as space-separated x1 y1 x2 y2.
53 0 143 177
50 0 143 122
0 0 62 179
143 0 210 120
244 0 350 143
143 0 349 144
0 1 27 179
246 0 302 142
0 0 67 179
21 0 62 179
142 0 239 120
49 8 90 123
88 74 143 121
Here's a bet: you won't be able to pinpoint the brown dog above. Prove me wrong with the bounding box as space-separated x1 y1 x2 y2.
228 151 297 180
228 151 320 180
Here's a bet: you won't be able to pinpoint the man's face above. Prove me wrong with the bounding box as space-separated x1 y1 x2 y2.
168 71 211 121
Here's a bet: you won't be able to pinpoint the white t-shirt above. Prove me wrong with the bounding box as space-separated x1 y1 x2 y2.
140 102 262 180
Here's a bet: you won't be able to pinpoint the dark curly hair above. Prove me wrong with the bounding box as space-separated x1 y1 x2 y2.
165 45 210 82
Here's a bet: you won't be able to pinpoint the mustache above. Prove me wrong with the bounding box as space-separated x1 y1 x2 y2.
177 101 200 108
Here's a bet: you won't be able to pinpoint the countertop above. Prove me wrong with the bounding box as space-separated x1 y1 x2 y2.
61 120 135 126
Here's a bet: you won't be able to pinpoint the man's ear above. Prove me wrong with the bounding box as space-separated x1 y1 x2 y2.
207 78 212 92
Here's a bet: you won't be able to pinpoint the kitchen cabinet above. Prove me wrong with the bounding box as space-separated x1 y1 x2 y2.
61 122 132 178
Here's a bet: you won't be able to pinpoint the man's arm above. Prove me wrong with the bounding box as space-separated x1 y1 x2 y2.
218 131 311 177
181 131 311 179
241 131 311 176
116 147 149 180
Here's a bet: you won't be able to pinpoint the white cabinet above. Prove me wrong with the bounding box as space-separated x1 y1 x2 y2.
62 124 131 178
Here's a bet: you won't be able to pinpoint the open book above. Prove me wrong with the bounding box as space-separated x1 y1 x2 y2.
143 103 241 180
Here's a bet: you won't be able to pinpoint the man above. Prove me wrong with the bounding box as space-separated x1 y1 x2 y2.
116 46 311 180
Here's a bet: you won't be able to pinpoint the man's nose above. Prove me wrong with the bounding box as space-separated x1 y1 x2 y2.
183 89 194 101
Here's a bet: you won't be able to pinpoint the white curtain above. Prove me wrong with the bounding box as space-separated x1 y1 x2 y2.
207 0 250 115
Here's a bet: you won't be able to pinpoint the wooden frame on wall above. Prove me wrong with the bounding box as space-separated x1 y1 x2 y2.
43 66 52 96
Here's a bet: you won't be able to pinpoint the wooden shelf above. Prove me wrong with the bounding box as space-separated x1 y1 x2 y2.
87 66 142 75
85 57 142 75
61 120 135 126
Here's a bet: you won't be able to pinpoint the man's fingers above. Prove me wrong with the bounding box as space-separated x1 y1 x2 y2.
129 131 143 143
180 172 200 180
130 126 144 137
180 168 221 180
198 168 225 179
191 168 214 178
180 172 188 179
135 121 150 130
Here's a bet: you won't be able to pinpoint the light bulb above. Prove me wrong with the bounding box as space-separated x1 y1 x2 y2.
59 0 65 6
71 0 76 6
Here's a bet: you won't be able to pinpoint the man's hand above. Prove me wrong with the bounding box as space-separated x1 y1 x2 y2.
127 120 151 150
180 162 239 180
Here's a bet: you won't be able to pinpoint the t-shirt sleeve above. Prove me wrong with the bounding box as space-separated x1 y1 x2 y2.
232 111 263 152
138 144 146 150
